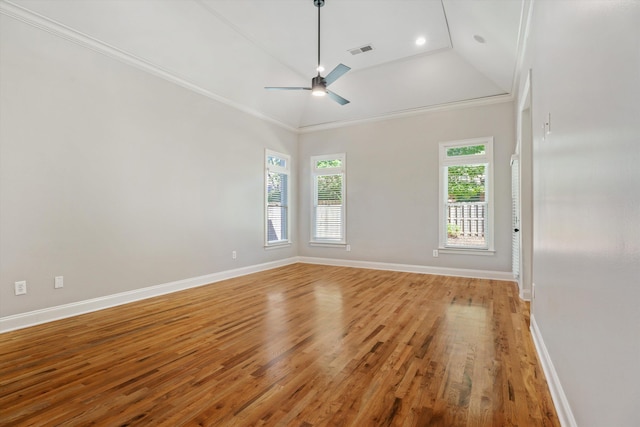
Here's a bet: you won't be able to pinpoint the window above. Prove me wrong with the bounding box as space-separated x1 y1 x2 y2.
311 154 346 244
265 150 290 246
439 138 494 252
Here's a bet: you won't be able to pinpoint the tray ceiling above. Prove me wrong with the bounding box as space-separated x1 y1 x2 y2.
3 0 526 130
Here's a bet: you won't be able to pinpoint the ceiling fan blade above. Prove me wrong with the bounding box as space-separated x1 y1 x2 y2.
324 63 351 86
327 90 350 105
265 87 311 91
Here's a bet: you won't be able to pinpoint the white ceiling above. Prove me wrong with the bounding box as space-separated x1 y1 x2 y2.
6 0 526 130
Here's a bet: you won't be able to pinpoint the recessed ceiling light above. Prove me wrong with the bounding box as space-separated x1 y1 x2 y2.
415 36 427 46
473 34 486 44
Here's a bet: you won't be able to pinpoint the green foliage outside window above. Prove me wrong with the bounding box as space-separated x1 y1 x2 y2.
268 172 286 204
447 164 486 203
317 174 342 204
316 159 342 169
446 145 485 157
447 223 461 238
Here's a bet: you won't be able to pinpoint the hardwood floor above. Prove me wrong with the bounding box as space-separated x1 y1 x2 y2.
0 263 558 426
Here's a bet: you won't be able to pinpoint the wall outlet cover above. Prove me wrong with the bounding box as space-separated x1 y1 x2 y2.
15 280 27 295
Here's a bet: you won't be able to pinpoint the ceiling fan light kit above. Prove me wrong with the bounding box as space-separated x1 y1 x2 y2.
265 0 351 105
311 76 326 96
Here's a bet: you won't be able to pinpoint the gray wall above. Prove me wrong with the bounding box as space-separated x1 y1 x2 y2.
521 1 640 425
1 10 516 322
298 102 515 273
0 15 297 317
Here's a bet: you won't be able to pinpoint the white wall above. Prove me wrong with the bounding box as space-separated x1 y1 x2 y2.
0 15 297 318
298 102 515 274
521 1 640 425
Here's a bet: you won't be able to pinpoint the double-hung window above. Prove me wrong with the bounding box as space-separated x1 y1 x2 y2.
311 154 346 244
439 137 494 252
265 150 290 246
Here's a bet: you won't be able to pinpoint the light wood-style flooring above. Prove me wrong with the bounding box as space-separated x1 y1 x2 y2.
0 263 558 426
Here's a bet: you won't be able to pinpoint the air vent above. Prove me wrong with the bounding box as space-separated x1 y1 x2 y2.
348 44 374 55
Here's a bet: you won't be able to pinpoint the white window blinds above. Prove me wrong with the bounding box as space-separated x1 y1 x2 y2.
265 150 290 246
311 154 346 244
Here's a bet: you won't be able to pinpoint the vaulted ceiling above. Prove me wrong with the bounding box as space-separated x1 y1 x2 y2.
5 0 527 130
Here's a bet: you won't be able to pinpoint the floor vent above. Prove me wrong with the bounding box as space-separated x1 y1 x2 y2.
349 44 374 55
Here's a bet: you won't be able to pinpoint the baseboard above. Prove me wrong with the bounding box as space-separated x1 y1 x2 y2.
1 256 512 333
530 315 578 427
297 256 515 281
0 257 298 334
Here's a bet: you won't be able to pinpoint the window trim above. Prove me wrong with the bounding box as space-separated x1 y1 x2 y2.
265 149 291 247
438 137 494 254
310 153 347 245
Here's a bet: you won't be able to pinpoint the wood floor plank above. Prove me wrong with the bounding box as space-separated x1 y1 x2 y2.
0 263 559 426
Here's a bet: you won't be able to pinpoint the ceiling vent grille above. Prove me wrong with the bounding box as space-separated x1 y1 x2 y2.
349 44 374 55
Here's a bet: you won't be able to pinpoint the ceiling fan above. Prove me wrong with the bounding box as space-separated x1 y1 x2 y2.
265 0 351 105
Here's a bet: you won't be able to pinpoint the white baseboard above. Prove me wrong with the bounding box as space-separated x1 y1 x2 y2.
0 257 298 333
1 256 513 333
530 315 578 427
297 256 515 281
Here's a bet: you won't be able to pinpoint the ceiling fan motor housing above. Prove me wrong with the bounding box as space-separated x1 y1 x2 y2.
312 75 326 90
314 0 325 7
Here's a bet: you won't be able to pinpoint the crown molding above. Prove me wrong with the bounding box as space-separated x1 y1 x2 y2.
0 0 298 133
1 0 515 135
297 93 514 134
511 0 534 101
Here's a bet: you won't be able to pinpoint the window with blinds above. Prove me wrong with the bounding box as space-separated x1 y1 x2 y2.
265 150 290 246
311 154 346 244
439 138 494 251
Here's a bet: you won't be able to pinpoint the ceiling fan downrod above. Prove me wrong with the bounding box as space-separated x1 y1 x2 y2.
264 0 351 105
315 0 324 75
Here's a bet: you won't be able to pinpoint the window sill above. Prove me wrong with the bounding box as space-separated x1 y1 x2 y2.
309 241 347 248
437 248 495 256
264 242 292 250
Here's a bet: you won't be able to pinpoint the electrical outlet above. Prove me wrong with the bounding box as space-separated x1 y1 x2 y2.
55 276 64 289
346 245 351 252
232 250 237 260
433 249 439 257
15 280 27 295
